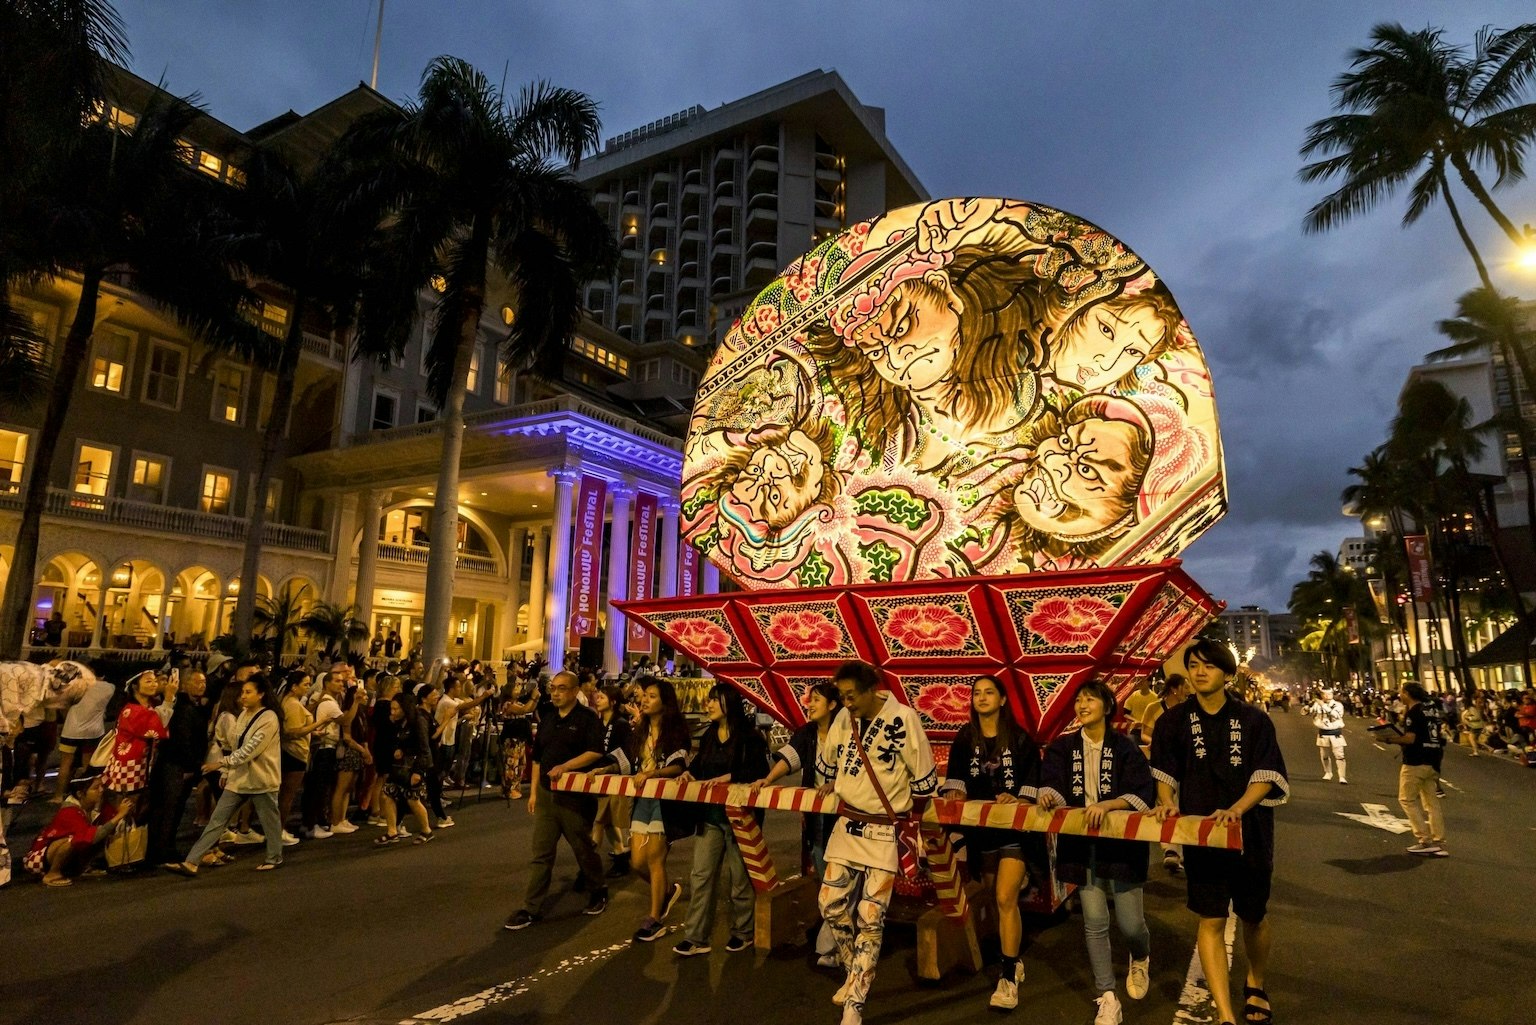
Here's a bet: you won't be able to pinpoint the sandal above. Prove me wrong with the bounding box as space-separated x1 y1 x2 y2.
414 832 435 845
255 862 280 871
163 863 198 878
1242 985 1273 1025
374 833 402 846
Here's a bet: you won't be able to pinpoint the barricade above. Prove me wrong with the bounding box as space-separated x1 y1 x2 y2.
550 772 1238 976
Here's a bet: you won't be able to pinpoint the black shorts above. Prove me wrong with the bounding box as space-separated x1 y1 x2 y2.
1183 847 1272 922
281 752 307 775
57 735 102 755
961 826 1023 859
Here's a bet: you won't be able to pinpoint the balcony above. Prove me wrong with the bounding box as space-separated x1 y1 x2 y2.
0 487 330 553
377 541 498 576
300 332 345 365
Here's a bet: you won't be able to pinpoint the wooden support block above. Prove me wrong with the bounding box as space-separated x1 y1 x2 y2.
754 874 822 952
915 899 983 982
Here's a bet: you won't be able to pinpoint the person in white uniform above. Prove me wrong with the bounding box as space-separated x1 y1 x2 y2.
816 660 938 1025
1305 688 1347 784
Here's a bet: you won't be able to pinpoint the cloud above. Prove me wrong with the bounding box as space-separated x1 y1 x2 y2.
1248 543 1299 591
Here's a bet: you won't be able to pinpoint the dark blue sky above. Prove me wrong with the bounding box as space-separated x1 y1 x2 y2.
119 1 1536 611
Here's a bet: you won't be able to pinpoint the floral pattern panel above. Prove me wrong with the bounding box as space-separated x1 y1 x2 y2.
1002 584 1132 655
750 601 859 660
863 594 987 659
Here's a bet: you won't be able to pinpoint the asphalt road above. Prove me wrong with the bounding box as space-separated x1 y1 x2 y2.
3 708 1534 1025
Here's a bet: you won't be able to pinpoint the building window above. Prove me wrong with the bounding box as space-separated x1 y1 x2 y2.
670 362 699 389
637 359 661 382
416 402 436 424
200 467 235 515
89 328 132 394
128 452 169 504
495 363 513 404
259 299 288 337
142 339 185 409
72 443 115 497
211 364 245 424
466 345 482 394
371 390 398 431
571 336 630 375
264 479 282 519
197 150 224 178
0 428 29 492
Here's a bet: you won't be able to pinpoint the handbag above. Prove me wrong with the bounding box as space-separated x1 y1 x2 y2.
850 719 923 882
105 822 149 869
88 729 117 769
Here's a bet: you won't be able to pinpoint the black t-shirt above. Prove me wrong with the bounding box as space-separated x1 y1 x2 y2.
531 703 604 788
1402 703 1444 769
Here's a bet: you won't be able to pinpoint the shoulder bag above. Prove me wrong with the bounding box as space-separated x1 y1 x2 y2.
850 718 924 881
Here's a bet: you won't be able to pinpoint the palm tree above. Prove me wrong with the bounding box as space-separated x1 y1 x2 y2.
253 581 313 657
1300 21 1536 283
0 93 263 659
1288 551 1375 685
296 600 369 657
336 57 617 659
1428 286 1536 535
217 151 370 650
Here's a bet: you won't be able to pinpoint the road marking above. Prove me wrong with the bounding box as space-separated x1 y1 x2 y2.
1172 912 1235 1023
1440 779 1463 793
1335 803 1413 834
403 940 631 1022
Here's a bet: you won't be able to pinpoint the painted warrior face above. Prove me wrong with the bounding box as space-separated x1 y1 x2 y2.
728 430 826 528
847 276 961 393
1013 417 1142 538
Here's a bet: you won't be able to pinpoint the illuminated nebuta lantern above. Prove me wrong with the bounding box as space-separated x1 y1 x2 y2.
622 198 1226 746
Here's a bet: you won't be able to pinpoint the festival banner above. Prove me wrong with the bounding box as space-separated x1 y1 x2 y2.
1403 534 1433 603
1344 605 1359 644
1366 577 1391 624
568 476 607 647
627 493 658 652
679 539 698 598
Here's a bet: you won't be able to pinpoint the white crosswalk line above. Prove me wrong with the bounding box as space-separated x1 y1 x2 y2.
407 941 630 1022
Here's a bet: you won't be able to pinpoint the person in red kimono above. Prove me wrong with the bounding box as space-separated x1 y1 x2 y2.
24 770 129 885
103 671 170 810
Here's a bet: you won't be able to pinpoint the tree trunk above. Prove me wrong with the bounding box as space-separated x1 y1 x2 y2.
1448 153 1525 245
0 267 102 658
421 229 490 662
230 299 305 653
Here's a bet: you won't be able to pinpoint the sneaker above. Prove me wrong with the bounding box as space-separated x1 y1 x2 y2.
220 830 242 844
583 890 609 916
661 881 684 919
1094 989 1123 1025
634 918 665 943
281 831 301 847
436 816 455 828
331 821 359 835
725 936 752 953
989 974 1018 1010
309 826 334 839
1338 778 1349 785
1429 843 1449 857
672 938 712 957
1321 771 1332 781
366 816 386 826
1406 842 1440 855
231 830 264 846
816 952 840 969
1127 955 1150 1000
503 910 537 931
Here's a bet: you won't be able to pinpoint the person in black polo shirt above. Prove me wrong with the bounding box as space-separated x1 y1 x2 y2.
1379 681 1447 857
1150 639 1288 1025
504 671 608 930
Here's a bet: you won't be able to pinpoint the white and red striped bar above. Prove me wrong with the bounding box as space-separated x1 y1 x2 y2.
547 774 1240 851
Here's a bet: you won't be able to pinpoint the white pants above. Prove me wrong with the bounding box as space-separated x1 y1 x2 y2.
1317 734 1346 778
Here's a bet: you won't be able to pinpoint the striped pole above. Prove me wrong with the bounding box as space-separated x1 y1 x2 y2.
726 809 779 891
922 827 967 920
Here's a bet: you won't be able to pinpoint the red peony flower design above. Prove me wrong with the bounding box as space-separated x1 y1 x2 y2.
750 303 782 338
766 610 844 655
884 604 971 651
668 617 734 660
914 683 971 724
1024 595 1116 647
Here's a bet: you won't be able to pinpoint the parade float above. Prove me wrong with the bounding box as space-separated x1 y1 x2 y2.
558 196 1230 971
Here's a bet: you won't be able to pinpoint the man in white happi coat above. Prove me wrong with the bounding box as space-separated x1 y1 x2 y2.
1305 687 1347 784
816 660 937 1025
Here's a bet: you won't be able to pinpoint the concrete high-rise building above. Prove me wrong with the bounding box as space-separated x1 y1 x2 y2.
1218 605 1273 661
574 70 927 359
1338 535 1372 573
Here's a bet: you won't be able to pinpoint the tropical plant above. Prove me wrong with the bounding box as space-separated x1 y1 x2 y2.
253 582 313 655
335 57 617 658
296 600 369 656
217 151 372 649
1288 551 1377 685
0 91 264 659
1300 21 1536 281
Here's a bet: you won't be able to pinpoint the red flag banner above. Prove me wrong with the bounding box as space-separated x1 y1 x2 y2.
568 476 607 647
627 493 657 652
1403 534 1433 603
679 539 698 598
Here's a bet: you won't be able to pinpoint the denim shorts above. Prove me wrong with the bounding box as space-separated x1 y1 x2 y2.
630 795 666 835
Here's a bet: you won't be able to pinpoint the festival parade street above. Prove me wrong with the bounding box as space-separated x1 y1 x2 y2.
2 707 1531 1025
6 4 1536 1025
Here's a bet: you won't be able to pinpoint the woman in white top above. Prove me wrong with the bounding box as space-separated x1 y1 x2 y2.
166 674 287 874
